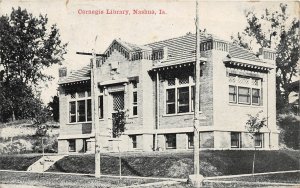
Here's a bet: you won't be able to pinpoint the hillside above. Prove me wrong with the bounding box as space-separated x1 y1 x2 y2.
46 150 300 178
0 120 59 154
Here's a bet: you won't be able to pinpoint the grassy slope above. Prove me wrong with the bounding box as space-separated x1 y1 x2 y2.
47 150 300 178
0 154 41 171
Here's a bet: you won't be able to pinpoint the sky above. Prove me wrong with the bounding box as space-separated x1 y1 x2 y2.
0 0 299 103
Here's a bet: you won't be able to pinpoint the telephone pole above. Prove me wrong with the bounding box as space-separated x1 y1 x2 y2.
76 38 106 178
189 0 204 187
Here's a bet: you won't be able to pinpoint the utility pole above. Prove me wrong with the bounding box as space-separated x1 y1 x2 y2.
189 0 204 187
76 38 106 178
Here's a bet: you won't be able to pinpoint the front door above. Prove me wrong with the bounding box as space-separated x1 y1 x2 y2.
111 91 125 138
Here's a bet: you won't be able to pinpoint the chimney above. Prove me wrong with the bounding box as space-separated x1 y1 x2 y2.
259 48 276 64
59 67 67 78
163 47 168 61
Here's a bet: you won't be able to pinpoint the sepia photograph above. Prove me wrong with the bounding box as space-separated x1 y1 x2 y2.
0 0 299 187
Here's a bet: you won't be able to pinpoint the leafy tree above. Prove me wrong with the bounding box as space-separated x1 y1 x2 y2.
0 7 67 121
245 111 267 175
277 114 300 149
48 95 59 122
232 4 299 112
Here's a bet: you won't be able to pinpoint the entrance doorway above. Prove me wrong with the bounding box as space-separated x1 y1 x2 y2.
111 91 125 138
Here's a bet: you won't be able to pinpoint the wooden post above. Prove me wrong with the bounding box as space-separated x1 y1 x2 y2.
76 45 106 178
189 0 204 186
194 0 201 176
91 50 101 178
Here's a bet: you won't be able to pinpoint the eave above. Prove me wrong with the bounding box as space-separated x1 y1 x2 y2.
151 57 207 72
223 57 275 73
59 79 90 87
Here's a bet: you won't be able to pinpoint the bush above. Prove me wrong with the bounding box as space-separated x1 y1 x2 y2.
32 135 58 153
277 114 300 150
0 139 33 154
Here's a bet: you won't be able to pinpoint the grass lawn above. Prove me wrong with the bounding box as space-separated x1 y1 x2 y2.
0 154 41 171
217 172 300 184
0 171 159 188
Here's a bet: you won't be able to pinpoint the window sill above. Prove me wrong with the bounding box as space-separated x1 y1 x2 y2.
128 116 138 119
228 103 263 108
163 111 203 117
66 121 92 125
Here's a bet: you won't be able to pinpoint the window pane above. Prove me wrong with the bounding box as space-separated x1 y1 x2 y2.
77 100 86 122
167 78 175 86
69 102 76 123
178 87 189 113
167 104 175 114
167 89 175 102
239 87 250 95
112 92 124 111
178 75 189 85
238 87 250 104
133 106 138 116
166 89 175 114
229 86 236 103
133 92 137 103
133 92 138 116
252 89 260 104
99 96 103 119
87 99 92 121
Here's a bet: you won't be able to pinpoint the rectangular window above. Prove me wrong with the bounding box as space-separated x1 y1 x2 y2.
130 135 137 149
231 132 241 148
68 139 76 152
165 75 195 114
188 133 194 148
229 75 262 106
98 96 104 119
133 91 138 116
166 89 176 114
238 87 251 104
254 133 263 148
86 99 92 121
229 85 237 103
165 134 176 149
252 88 260 105
69 102 76 123
77 100 86 122
69 92 92 123
178 87 189 113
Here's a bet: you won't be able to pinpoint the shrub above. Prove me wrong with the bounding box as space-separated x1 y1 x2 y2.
277 114 300 150
32 135 58 153
0 139 33 154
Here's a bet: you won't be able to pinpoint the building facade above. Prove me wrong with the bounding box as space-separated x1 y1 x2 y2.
57 33 279 154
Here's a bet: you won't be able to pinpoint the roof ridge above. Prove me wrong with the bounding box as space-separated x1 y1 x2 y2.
145 33 197 46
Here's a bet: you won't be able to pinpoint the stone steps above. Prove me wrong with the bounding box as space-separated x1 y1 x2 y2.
27 155 66 172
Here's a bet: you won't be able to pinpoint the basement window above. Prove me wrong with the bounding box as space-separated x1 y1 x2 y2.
165 134 176 149
231 132 241 148
68 139 76 152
